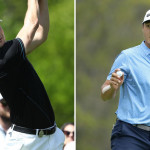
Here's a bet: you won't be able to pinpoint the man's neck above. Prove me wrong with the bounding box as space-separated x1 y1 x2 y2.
144 41 150 49
0 117 11 132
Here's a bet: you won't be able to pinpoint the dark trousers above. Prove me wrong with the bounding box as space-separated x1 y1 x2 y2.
111 120 150 150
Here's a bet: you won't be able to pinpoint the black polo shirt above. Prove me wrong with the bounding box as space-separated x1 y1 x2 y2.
0 38 55 129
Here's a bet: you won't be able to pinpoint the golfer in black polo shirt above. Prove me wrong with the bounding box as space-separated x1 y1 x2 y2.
0 0 65 149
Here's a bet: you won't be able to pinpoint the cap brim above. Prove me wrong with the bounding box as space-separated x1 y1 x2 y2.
143 20 150 24
142 14 150 24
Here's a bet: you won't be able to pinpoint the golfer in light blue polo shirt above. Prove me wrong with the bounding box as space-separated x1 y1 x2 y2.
108 41 150 126
101 10 150 150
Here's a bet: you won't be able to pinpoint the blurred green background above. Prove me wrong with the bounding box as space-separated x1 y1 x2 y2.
77 0 149 150
0 0 74 127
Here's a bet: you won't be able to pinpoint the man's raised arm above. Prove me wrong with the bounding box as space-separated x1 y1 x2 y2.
16 0 40 55
27 0 50 53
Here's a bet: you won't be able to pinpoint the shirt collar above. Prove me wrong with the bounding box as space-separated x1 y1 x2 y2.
141 41 150 56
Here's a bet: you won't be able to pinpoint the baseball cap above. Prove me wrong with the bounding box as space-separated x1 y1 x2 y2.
143 10 150 24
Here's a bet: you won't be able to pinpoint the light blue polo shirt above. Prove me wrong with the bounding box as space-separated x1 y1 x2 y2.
107 41 150 126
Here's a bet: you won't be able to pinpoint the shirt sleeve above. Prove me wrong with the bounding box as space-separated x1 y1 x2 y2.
107 51 129 81
2 38 26 70
15 38 26 60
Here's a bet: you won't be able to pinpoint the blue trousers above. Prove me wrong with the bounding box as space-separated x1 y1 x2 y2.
111 120 150 150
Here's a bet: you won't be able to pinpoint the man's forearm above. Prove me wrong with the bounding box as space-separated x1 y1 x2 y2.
26 0 49 53
101 85 117 101
16 0 40 54
38 0 49 38
25 0 40 26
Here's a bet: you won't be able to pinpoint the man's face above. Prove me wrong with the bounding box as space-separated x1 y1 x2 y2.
0 26 5 48
142 22 150 48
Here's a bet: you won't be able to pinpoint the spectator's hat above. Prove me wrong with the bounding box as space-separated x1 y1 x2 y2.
143 10 150 23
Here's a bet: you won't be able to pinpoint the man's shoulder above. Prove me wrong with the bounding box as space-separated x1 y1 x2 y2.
4 40 13 47
5 39 22 46
123 44 140 53
121 44 140 57
4 39 24 53
3 39 17 50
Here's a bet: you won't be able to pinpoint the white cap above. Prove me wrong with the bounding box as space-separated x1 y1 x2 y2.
143 10 150 23
0 93 3 101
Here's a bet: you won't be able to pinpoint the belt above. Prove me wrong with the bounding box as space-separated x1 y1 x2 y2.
116 118 150 132
133 124 150 131
11 124 56 137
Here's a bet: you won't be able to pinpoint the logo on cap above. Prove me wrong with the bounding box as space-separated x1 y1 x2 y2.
147 13 150 17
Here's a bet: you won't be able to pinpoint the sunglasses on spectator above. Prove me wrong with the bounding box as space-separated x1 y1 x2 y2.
63 130 74 137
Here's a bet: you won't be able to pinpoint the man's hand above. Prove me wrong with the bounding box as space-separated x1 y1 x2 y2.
101 68 124 101
109 68 124 91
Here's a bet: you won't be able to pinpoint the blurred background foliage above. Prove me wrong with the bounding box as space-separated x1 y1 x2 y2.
0 0 74 127
77 0 150 150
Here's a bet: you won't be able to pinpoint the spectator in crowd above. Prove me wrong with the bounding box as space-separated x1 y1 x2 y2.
0 93 11 147
61 122 74 149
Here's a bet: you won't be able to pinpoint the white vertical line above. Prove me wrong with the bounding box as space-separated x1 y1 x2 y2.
74 0 76 146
